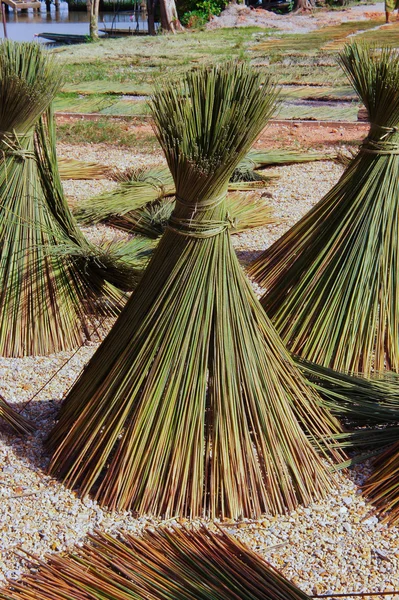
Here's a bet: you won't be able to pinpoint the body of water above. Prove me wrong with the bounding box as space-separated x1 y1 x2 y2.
0 2 150 42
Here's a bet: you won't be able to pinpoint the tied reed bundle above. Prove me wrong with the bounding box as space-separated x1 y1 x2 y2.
0 41 86 357
249 43 399 376
0 526 311 600
47 63 342 519
0 41 149 357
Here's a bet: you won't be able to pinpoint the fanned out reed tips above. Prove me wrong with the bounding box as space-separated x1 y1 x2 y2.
297 358 399 462
248 43 399 376
47 62 342 520
0 41 150 357
74 149 331 233
58 157 111 180
35 105 151 292
0 526 311 600
0 396 34 435
74 156 276 231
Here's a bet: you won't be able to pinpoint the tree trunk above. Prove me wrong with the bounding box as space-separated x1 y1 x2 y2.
89 0 100 39
147 0 156 34
159 0 183 32
294 0 314 10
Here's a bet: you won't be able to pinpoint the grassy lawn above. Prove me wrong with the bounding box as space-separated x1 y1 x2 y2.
57 117 158 148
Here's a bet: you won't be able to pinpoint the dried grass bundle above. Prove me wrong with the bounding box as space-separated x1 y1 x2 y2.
0 526 311 600
0 41 149 357
47 62 341 519
249 43 399 376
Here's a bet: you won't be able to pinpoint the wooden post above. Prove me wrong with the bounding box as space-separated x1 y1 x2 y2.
1 2 7 38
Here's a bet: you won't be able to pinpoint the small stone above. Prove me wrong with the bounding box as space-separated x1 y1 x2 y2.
363 516 379 526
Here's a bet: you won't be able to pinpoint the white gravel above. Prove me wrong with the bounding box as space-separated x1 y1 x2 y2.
1 149 398 596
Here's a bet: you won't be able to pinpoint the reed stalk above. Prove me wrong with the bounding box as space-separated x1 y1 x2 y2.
363 441 399 526
0 396 34 435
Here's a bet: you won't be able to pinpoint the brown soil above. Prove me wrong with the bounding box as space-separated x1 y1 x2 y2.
255 121 369 150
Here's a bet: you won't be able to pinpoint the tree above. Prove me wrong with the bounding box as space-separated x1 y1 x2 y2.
159 0 184 32
87 0 100 40
294 0 315 11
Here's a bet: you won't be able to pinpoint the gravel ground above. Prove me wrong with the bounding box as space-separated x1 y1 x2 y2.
1 147 398 596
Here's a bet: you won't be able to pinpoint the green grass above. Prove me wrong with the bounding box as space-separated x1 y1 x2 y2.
56 118 158 149
100 99 150 116
54 93 117 113
278 102 359 121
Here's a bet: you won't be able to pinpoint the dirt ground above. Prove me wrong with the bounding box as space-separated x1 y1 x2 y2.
255 120 369 149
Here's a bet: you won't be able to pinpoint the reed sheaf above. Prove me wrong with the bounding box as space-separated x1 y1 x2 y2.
249 43 399 376
0 41 148 357
0 396 34 435
48 62 342 519
0 526 311 600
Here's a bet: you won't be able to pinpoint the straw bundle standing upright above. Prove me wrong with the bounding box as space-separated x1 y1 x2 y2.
249 43 399 376
0 41 147 357
48 63 341 519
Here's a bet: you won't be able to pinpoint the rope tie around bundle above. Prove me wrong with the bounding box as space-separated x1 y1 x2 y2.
368 122 399 137
167 216 229 238
0 132 36 162
361 126 399 155
360 135 399 155
170 193 230 238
